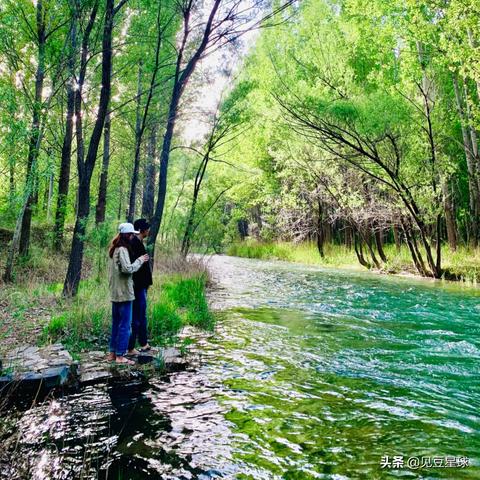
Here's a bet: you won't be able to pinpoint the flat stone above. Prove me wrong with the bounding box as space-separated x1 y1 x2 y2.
20 346 40 358
80 370 111 385
162 347 181 363
46 358 71 367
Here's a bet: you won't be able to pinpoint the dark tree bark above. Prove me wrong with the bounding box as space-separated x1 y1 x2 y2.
63 0 114 297
393 225 401 252
95 112 111 224
141 124 157 220
9 162 15 200
19 0 47 256
180 151 210 257
354 232 370 268
316 199 325 258
54 3 78 248
374 227 387 263
127 62 144 222
443 181 457 251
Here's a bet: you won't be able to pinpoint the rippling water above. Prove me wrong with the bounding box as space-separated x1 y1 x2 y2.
1 255 479 479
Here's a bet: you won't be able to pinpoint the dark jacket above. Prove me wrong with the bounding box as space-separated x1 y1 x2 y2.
130 235 153 290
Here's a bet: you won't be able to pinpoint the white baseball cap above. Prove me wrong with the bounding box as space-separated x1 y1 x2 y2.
118 222 139 234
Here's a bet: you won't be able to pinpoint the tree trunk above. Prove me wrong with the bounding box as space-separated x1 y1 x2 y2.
181 148 210 257
9 162 15 202
95 112 111 224
402 223 426 276
118 180 123 220
463 79 480 194
453 74 480 246
442 181 457 251
148 0 222 259
148 86 181 255
46 172 54 222
316 199 325 258
141 124 157 220
127 63 143 222
181 199 197 257
374 227 387 263
63 0 114 297
393 225 401 252
19 0 46 256
364 232 381 269
354 232 370 268
344 224 352 250
54 5 77 248
3 193 31 282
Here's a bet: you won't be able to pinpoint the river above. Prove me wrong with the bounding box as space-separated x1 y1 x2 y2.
1 255 479 479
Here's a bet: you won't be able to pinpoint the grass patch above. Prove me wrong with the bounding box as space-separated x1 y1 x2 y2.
41 264 213 354
227 240 359 268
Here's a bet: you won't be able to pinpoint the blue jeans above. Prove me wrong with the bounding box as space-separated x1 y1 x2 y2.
128 288 148 350
110 301 132 356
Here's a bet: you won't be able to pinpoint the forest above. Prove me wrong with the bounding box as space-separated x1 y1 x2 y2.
1 0 480 290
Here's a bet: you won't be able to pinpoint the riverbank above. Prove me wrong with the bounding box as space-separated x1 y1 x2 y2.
227 240 480 283
0 254 214 359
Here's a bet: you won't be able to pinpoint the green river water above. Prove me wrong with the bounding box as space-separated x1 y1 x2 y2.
1 255 479 479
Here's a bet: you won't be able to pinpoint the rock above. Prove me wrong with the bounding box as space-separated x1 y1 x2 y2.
162 347 181 363
0 343 76 401
0 342 189 402
21 346 40 358
79 369 111 385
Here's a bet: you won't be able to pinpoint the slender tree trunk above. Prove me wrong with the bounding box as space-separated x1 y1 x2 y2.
9 162 15 201
142 124 157 220
149 86 181 254
181 199 197 257
46 172 54 221
442 181 457 251
354 232 370 268
181 148 210 257
453 74 480 246
19 0 46 256
54 5 77 248
393 225 401 252
127 63 143 222
463 79 480 195
344 223 351 250
374 226 387 263
3 194 31 282
402 222 426 276
148 0 222 258
316 199 325 258
118 180 123 220
95 112 111 224
435 213 442 275
63 0 114 297
364 232 381 269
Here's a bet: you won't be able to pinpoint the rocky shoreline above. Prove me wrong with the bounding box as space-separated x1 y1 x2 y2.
0 343 186 406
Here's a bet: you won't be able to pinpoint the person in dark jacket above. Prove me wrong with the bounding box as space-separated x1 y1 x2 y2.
127 218 153 354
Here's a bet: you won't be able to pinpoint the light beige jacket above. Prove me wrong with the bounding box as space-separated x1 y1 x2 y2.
109 246 143 302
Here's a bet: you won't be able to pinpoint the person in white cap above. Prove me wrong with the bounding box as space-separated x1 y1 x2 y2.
107 223 149 364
